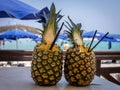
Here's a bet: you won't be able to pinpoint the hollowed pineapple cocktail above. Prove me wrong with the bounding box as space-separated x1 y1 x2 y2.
31 3 63 86
64 17 96 86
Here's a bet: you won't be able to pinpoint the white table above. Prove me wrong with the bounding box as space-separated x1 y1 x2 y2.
0 67 120 90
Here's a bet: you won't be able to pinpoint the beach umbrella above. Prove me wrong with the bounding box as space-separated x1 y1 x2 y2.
0 0 49 20
82 31 105 38
98 35 120 49
58 33 68 40
82 30 115 50
0 29 38 48
0 29 38 40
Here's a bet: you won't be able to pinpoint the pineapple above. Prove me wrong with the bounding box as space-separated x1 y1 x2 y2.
31 3 63 86
64 17 96 86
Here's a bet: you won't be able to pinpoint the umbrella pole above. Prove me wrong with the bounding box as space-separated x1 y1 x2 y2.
16 39 18 49
16 39 19 66
108 41 112 49
0 41 1 49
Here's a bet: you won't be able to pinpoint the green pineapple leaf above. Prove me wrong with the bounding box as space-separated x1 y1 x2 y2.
65 16 84 46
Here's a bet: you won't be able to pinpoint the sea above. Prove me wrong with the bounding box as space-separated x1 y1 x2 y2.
0 38 120 51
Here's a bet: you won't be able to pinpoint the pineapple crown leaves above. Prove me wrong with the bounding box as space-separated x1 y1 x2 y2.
39 3 63 44
40 3 63 32
64 16 84 46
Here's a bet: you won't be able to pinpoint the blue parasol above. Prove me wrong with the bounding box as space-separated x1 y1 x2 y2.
82 31 105 38
0 29 38 40
58 33 68 40
0 29 39 48
0 0 49 20
82 30 116 50
98 34 120 49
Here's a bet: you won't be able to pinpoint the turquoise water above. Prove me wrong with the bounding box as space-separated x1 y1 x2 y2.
0 39 120 51
56 39 120 51
0 39 36 50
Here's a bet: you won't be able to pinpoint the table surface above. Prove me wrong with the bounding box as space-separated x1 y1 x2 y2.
0 67 120 90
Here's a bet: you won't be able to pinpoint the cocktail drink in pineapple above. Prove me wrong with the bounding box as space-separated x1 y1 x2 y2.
64 17 96 86
31 3 63 86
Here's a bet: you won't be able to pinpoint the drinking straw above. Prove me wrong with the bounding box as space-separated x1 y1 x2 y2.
89 32 109 52
88 30 97 52
49 22 64 50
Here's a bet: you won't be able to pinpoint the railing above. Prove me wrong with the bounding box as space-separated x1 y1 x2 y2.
95 50 120 85
0 50 120 85
0 50 33 61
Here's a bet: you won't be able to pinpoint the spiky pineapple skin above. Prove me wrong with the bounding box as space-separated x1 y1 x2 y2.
64 47 96 86
31 44 63 86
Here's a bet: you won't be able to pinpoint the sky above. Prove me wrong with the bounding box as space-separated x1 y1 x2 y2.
1 0 120 34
